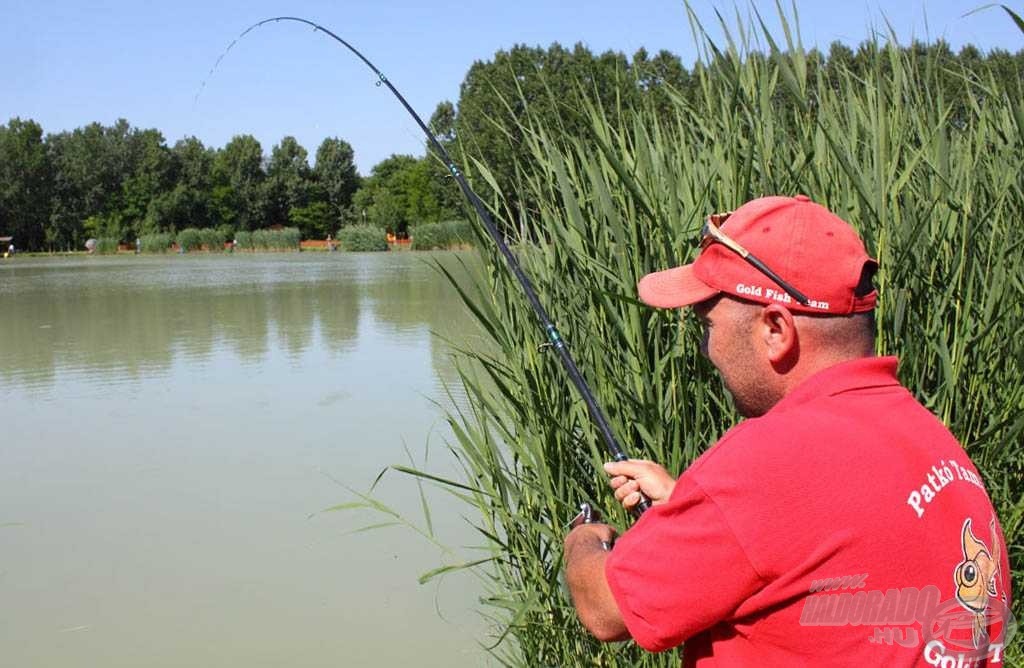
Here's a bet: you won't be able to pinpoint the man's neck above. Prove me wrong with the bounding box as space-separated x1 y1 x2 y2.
777 351 875 400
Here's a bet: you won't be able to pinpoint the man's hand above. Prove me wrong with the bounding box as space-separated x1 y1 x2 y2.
604 459 676 509
565 522 617 560
564 523 629 642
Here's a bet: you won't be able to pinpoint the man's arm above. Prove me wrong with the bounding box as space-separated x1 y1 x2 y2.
564 523 631 642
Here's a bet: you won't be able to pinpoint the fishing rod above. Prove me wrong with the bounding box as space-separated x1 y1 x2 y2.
210 16 650 516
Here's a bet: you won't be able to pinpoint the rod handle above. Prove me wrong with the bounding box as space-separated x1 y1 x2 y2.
612 454 652 516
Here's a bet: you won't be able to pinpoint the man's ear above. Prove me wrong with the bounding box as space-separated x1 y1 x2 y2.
758 304 797 364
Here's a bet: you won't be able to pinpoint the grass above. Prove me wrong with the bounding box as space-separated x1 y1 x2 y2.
343 8 1024 667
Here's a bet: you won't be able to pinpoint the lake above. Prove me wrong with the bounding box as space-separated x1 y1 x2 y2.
0 252 490 667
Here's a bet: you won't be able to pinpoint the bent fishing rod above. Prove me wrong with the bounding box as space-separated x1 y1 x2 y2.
212 16 650 516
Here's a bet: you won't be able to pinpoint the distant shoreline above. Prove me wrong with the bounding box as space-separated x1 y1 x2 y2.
3 242 470 258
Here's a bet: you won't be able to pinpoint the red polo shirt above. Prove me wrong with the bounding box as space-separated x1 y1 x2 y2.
605 357 1012 666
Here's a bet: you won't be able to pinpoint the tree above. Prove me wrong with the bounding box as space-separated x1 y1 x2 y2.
403 158 456 225
0 118 53 250
453 43 642 229
824 41 856 94
43 119 178 247
455 44 555 211
288 201 334 239
313 137 360 221
424 101 465 218
632 48 690 115
213 134 266 231
118 128 173 238
47 120 132 248
350 154 458 236
429 101 457 144
265 135 313 227
984 48 1024 97
144 136 216 233
353 154 417 234
172 136 214 193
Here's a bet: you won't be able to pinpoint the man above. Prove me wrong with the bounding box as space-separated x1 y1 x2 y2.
564 195 1012 666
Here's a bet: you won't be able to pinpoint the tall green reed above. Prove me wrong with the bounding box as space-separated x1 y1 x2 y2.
139 232 172 253
367 10 1023 667
176 228 203 252
92 237 120 254
410 221 475 250
232 228 301 251
338 224 388 251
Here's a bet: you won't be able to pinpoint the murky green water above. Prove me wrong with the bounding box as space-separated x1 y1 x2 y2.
0 252 490 666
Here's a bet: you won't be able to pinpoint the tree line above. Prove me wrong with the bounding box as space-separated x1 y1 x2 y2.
1 38 1020 252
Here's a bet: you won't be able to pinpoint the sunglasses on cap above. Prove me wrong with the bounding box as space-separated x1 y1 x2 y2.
700 212 810 306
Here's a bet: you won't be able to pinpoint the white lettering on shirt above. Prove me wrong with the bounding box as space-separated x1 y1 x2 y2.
905 458 987 518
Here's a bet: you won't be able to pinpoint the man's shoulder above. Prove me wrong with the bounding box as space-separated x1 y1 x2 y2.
684 416 785 481
694 402 826 460
688 379 946 482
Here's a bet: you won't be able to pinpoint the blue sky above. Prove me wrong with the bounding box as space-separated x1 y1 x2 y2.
2 1 1020 174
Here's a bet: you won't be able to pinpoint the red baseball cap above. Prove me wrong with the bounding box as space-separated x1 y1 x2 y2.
638 195 878 315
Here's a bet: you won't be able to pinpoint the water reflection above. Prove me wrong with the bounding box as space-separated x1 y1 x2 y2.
0 253 480 392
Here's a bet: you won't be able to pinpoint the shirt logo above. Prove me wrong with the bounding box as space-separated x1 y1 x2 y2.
954 518 1004 648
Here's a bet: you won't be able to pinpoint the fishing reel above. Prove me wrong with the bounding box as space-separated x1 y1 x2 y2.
569 502 613 551
569 501 602 528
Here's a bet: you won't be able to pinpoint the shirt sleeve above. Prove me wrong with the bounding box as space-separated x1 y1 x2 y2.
604 473 764 652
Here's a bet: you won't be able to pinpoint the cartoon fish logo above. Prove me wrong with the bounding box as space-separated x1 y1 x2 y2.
953 518 1002 647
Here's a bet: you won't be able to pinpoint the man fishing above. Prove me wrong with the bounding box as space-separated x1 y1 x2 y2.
564 195 1012 666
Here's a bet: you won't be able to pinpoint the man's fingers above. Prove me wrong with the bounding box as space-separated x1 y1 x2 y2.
614 489 641 509
604 459 676 508
604 460 666 483
603 460 653 478
613 480 638 502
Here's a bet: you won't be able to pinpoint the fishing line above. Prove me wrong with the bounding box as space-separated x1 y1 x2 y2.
203 16 650 515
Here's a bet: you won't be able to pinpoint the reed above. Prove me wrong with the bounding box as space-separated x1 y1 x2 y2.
338 224 388 251
176 228 203 252
364 9 1023 666
92 237 120 254
232 228 301 251
198 227 226 252
139 232 172 253
234 230 254 251
410 220 474 250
